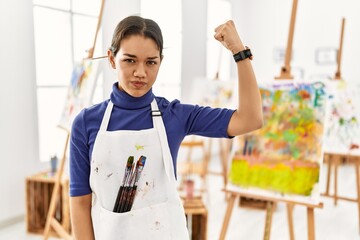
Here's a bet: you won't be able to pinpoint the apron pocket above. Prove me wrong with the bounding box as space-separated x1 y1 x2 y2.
94 201 171 240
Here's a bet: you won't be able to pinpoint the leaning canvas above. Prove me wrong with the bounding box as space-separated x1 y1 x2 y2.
227 81 327 205
59 59 100 131
323 80 360 154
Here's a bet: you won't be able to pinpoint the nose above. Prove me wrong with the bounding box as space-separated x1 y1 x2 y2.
134 63 146 78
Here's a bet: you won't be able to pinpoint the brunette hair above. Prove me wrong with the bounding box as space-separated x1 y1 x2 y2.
109 16 163 57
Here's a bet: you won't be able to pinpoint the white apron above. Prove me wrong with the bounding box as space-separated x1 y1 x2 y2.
90 99 189 240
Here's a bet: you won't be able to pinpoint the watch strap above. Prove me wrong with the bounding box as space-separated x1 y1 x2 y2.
233 48 252 62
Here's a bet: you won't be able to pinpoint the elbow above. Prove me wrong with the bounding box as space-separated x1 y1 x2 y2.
228 110 264 136
245 109 264 132
255 120 263 131
248 115 264 132
255 113 264 130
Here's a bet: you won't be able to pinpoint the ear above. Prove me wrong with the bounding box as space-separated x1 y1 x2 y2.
107 49 116 69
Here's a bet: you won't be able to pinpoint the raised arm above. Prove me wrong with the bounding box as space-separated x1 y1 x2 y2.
214 20 263 136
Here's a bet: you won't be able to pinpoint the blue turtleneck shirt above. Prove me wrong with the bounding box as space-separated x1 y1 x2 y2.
70 83 235 196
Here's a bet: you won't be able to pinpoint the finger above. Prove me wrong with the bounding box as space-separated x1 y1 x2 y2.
214 23 224 33
214 32 224 41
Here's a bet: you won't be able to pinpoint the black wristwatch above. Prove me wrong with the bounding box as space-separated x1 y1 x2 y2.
233 48 252 62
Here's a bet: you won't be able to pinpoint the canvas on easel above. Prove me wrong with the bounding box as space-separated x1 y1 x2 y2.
227 80 327 205
320 18 360 234
220 1 325 240
323 80 360 154
58 58 101 131
323 18 360 155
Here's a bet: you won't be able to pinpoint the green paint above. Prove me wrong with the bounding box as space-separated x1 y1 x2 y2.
265 132 280 140
339 118 345 125
283 130 298 142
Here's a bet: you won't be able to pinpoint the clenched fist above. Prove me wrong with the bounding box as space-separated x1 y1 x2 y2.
214 20 245 54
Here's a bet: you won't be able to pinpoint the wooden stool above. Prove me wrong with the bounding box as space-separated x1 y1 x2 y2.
183 197 208 240
25 171 71 236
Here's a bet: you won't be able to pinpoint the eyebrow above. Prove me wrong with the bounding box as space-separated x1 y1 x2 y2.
123 53 159 60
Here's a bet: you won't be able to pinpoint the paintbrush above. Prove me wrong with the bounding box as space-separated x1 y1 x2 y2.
124 156 147 212
119 155 142 213
114 156 134 212
113 156 134 212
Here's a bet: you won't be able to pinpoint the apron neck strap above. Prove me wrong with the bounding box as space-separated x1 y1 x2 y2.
99 101 113 131
151 99 176 181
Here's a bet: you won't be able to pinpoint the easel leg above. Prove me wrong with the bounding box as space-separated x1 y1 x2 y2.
43 178 61 239
263 201 275 240
355 159 360 234
286 204 295 240
325 154 331 195
219 194 236 240
334 156 339 206
43 133 70 240
307 207 315 240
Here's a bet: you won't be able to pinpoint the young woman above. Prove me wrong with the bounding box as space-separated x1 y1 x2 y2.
70 15 263 239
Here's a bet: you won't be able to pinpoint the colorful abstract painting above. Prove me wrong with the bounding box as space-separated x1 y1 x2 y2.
59 59 100 130
227 81 327 204
323 80 360 154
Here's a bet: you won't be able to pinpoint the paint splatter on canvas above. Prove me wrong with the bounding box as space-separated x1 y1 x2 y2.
59 59 99 130
227 81 327 204
323 80 360 154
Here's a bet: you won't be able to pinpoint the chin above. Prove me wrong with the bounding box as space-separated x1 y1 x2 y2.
129 90 147 98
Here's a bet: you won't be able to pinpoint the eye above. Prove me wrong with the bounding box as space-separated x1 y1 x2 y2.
147 60 157 65
123 58 135 63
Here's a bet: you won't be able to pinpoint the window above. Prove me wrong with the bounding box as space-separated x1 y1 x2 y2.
207 0 232 80
33 0 103 161
141 0 182 100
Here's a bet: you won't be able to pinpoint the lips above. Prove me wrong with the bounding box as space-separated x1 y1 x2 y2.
131 81 146 88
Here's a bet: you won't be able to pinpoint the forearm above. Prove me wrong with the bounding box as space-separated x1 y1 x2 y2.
70 194 95 240
213 20 263 136
235 56 263 132
227 59 263 136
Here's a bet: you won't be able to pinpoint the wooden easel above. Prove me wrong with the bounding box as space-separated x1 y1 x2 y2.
219 190 323 240
320 18 347 204
220 0 324 239
322 153 360 232
275 0 298 80
42 128 71 239
43 1 105 239
320 17 360 234
334 18 345 80
274 0 300 236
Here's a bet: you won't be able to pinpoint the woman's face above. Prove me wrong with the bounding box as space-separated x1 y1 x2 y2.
109 35 162 97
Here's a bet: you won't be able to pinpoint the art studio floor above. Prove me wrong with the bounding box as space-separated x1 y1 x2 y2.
0 157 359 240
